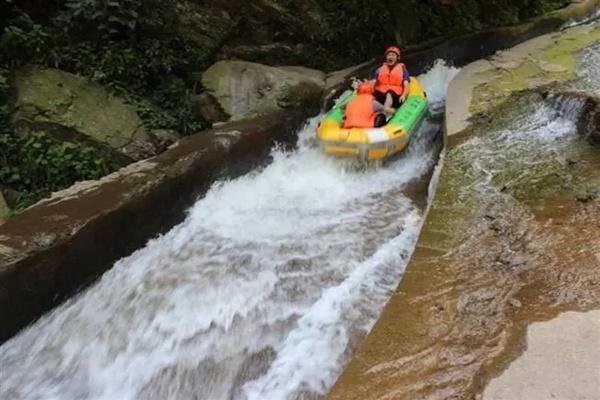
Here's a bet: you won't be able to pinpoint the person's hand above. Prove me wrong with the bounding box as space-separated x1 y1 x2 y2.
350 77 360 90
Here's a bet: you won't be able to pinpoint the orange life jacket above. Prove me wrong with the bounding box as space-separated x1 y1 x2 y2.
375 63 406 96
344 93 377 128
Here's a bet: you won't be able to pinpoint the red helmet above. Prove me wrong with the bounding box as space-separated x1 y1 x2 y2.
357 81 375 95
385 46 401 56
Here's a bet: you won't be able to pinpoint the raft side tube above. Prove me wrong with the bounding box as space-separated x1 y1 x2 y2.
316 77 428 161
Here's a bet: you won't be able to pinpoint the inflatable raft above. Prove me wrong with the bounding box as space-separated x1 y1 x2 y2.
316 77 428 162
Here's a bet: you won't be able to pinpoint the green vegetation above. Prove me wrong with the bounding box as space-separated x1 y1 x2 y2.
0 132 123 211
314 0 568 67
1 2 205 132
0 0 208 211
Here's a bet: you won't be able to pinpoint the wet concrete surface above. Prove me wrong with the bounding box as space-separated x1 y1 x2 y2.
483 309 600 400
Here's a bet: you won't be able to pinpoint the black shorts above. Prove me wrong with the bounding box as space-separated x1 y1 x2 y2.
374 90 402 108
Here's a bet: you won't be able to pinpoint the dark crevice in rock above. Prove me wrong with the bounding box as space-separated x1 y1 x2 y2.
546 91 600 144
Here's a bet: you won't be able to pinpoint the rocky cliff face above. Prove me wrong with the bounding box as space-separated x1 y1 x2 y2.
5 0 575 71
174 0 580 70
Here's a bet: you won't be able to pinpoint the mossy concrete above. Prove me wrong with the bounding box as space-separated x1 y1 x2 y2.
328 93 600 400
446 20 600 137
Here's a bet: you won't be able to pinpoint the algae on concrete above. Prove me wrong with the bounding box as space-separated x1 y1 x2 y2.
470 22 600 117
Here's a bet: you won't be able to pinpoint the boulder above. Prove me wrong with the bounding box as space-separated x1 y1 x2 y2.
175 0 239 66
175 0 329 68
11 68 157 161
217 43 314 66
0 186 21 209
546 91 600 145
201 61 325 120
191 92 230 124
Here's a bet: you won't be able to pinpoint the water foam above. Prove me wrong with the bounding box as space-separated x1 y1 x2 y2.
418 59 461 113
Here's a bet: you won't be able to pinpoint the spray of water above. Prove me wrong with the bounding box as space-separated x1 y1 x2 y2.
0 61 459 400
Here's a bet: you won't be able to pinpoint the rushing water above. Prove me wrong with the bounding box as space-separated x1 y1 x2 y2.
0 61 459 400
574 42 600 95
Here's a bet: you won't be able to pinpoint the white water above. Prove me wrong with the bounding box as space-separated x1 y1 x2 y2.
0 61 458 400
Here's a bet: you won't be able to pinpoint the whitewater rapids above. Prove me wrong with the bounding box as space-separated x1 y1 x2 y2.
0 61 459 400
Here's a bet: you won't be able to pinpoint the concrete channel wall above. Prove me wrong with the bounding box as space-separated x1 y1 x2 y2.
0 111 307 342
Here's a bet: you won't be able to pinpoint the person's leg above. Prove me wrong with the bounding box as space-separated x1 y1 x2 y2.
374 90 386 104
390 92 401 108
383 92 395 116
374 113 386 127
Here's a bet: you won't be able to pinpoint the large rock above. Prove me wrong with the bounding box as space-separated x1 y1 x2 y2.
191 92 230 124
217 43 313 66
175 0 239 66
175 0 329 68
202 61 325 120
12 68 157 161
0 109 307 342
547 91 600 145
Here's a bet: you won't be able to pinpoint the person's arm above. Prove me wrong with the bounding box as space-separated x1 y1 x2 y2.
372 67 380 81
401 66 410 101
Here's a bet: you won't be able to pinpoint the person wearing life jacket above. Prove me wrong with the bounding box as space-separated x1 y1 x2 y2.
373 46 410 116
343 81 386 129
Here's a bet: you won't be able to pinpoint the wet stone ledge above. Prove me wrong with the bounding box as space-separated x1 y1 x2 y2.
0 110 307 343
548 91 600 144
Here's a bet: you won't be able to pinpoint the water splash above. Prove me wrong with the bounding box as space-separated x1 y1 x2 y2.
418 59 461 113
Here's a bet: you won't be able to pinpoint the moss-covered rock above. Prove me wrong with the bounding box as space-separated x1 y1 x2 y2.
12 68 157 161
201 61 325 120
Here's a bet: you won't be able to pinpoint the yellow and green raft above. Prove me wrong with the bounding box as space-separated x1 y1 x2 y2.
316 78 428 161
